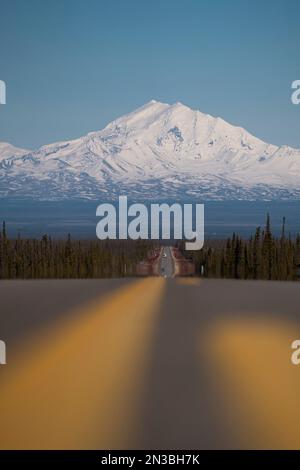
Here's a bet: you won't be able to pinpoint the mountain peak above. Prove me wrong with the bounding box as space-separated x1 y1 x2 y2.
173 101 184 107
1 101 300 201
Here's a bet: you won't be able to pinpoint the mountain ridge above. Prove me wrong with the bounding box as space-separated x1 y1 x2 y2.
1 100 300 200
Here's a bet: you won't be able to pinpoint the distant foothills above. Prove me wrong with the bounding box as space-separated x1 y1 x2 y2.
1 100 300 201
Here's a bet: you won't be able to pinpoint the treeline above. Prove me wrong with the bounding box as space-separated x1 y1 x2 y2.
184 215 300 281
0 223 153 279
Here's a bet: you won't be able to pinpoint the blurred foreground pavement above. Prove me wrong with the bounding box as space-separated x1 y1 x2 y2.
0 277 300 449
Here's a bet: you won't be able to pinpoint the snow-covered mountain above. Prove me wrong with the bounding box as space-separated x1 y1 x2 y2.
1 100 300 200
0 142 29 161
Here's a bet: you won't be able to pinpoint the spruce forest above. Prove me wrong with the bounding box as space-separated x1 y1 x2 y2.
1 215 300 280
184 215 300 281
0 222 152 279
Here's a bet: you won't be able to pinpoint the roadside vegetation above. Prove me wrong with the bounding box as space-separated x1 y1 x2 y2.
1 215 300 281
183 215 300 281
0 223 153 279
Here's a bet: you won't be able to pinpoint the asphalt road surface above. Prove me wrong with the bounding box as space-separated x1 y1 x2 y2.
1 266 300 448
158 246 174 277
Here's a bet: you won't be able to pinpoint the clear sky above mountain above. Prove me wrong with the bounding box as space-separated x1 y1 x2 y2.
0 0 299 149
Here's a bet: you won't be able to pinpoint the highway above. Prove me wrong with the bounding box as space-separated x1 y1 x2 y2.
158 246 174 277
1 249 300 449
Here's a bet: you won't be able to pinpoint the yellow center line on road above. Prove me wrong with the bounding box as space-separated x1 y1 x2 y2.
0 277 166 449
206 317 300 449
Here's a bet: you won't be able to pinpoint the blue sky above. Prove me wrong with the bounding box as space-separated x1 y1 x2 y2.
0 0 299 149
